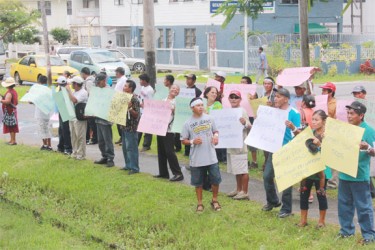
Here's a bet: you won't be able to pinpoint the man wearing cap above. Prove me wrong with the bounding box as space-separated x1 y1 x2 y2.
352 85 367 99
81 67 95 94
81 67 97 145
185 74 202 97
337 101 375 244
262 88 301 218
113 67 128 145
290 83 307 109
93 73 115 167
214 71 226 102
65 76 88 160
256 47 268 84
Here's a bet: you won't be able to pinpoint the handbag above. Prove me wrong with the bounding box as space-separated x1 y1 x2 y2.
75 103 87 121
2 109 17 126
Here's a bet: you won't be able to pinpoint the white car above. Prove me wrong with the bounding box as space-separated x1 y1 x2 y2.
57 46 87 62
109 49 146 72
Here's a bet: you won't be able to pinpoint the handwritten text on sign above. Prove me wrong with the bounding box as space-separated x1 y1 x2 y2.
108 92 132 126
85 87 115 121
244 106 288 153
137 99 172 136
321 117 364 178
273 127 325 193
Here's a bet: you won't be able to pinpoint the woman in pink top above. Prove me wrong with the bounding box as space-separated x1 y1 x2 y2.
300 95 315 129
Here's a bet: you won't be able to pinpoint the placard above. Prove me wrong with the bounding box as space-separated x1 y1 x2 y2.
171 97 192 133
20 84 54 115
53 88 76 122
107 92 132 126
85 87 115 121
221 84 257 117
137 99 172 136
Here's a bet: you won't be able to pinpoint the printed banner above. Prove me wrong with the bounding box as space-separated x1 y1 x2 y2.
222 84 257 117
273 127 325 193
20 84 54 115
52 88 76 122
244 105 288 153
85 87 115 121
108 92 132 126
321 117 364 178
210 108 244 148
137 99 172 136
171 97 192 133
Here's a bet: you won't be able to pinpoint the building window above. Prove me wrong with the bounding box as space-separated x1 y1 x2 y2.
83 0 99 8
114 0 124 5
184 28 196 49
131 0 157 3
157 29 164 48
67 1 72 15
166 29 173 48
280 0 298 4
139 29 144 47
37 1 52 15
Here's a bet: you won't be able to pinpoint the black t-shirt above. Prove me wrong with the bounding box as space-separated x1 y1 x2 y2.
189 85 202 98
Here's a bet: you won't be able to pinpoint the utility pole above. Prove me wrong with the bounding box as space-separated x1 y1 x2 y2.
299 0 310 67
40 0 52 85
244 14 248 75
143 0 156 88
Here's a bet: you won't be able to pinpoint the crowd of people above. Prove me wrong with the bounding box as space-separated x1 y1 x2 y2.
1 68 375 244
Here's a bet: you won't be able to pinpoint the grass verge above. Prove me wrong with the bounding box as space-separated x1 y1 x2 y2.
0 143 369 249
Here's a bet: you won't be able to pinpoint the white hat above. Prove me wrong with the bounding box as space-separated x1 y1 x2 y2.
57 76 67 84
1 77 16 88
68 76 84 84
215 71 226 78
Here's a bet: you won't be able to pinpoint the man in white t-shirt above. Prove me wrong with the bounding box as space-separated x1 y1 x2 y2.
114 67 128 145
137 73 155 151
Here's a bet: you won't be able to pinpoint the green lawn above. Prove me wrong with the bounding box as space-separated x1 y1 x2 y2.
0 143 370 249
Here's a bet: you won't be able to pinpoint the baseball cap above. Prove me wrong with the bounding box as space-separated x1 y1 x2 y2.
351 85 366 93
294 82 307 89
115 67 125 75
68 76 84 84
345 101 367 114
95 73 107 83
319 82 336 92
229 90 241 98
275 88 290 99
57 76 67 85
215 71 226 78
184 74 196 81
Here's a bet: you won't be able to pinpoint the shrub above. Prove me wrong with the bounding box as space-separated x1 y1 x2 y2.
328 64 337 77
50 28 71 44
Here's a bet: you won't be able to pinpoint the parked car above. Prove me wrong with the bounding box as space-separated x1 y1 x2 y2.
68 49 131 83
10 55 79 84
57 46 87 62
109 49 146 72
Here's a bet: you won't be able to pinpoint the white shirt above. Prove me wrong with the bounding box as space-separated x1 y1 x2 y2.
73 88 88 104
139 85 155 114
114 75 127 92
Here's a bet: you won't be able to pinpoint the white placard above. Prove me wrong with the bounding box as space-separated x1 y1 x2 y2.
178 88 196 99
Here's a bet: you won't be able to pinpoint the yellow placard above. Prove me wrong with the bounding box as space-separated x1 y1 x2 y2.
108 92 132 126
273 127 325 193
249 96 268 117
321 117 364 178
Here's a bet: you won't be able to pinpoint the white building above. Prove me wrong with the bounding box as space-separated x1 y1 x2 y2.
342 0 375 34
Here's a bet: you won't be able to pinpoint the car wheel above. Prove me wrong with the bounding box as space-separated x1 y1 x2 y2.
133 62 145 72
14 72 23 85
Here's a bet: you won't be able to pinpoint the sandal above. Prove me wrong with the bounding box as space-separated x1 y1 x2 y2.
316 223 325 229
296 222 308 227
210 200 221 211
196 204 204 213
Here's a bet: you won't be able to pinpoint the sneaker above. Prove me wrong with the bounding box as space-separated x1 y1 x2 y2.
128 170 139 175
140 147 150 152
169 175 184 182
227 190 239 197
40 145 47 150
94 158 108 164
233 191 249 200
106 160 115 168
63 150 72 155
337 233 354 239
362 238 375 245
262 202 281 211
46 146 53 151
278 212 293 218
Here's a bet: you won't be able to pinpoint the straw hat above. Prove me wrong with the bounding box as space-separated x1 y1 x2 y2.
1 77 16 88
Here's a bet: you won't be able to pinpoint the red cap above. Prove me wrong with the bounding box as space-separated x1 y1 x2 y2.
319 82 336 92
229 90 241 98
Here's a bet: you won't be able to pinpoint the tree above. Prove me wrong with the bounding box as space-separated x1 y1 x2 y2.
0 0 40 41
50 28 71 45
5 27 40 44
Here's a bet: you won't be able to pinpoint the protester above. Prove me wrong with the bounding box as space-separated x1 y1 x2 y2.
155 85 184 181
300 95 315 129
255 47 268 84
81 67 95 94
320 82 338 189
50 45 56 56
114 67 128 146
1 77 19 145
121 80 140 175
214 71 226 102
34 75 52 150
81 67 97 145
138 73 155 152
56 76 73 155
63 71 72 80
181 97 222 212
262 88 301 218
164 74 174 89
351 85 367 99
93 73 115 167
226 90 251 200
290 82 307 109
337 101 375 245
240 76 252 85
65 76 88 160
298 110 329 228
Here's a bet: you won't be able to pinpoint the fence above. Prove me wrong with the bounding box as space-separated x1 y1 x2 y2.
7 43 45 58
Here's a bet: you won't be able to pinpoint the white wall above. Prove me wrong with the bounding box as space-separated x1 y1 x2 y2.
342 1 375 34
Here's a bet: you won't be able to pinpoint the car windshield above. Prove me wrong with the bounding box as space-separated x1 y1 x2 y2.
36 57 65 66
90 51 120 63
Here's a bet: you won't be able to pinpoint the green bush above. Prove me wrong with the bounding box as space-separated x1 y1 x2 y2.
328 64 337 77
50 28 71 45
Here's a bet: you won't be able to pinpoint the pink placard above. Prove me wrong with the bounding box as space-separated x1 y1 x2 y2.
137 99 172 136
222 84 257 117
276 67 320 87
205 78 221 90
336 99 354 122
313 95 328 114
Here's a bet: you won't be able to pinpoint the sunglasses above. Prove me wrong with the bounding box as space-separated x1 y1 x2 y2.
229 95 240 99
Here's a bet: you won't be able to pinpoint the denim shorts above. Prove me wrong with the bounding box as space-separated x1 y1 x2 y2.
190 163 222 187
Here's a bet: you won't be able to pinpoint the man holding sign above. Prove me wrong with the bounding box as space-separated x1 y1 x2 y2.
337 101 375 244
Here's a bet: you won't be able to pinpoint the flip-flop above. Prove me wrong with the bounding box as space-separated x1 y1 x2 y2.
6 142 17 145
210 200 221 211
196 204 204 213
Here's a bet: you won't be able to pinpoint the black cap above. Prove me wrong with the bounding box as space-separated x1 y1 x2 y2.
345 101 367 114
115 67 125 75
95 73 107 83
275 88 290 99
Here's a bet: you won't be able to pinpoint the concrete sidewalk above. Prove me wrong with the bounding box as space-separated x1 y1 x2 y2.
0 103 346 226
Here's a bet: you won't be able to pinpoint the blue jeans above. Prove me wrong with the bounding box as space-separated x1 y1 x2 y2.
122 130 139 172
338 179 375 240
263 153 292 213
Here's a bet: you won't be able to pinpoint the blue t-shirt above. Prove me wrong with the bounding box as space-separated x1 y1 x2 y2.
283 107 301 145
339 122 375 182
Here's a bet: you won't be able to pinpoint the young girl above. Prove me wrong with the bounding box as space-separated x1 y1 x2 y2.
300 95 315 129
298 110 330 228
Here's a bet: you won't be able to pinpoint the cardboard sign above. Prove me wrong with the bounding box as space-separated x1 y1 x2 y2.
137 99 172 136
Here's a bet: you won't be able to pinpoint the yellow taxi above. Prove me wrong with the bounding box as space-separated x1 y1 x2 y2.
10 55 79 84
